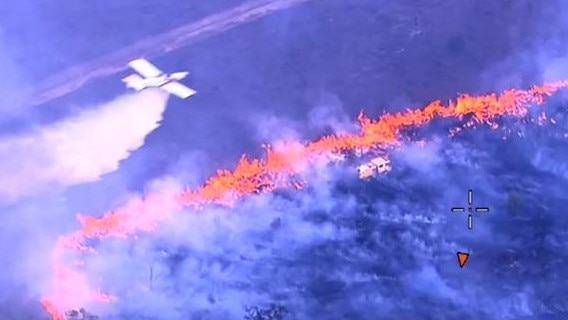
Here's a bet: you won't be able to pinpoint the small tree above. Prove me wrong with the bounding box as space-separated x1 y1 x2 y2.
506 191 522 217
244 304 288 320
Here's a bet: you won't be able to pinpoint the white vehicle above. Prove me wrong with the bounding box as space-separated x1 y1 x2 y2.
122 58 196 99
64 308 98 320
357 156 391 179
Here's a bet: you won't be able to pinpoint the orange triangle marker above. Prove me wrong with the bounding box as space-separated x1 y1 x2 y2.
457 252 469 268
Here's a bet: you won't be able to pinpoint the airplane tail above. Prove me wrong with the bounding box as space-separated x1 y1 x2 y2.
122 74 146 91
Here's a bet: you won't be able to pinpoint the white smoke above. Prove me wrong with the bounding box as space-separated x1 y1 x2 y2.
0 89 169 203
34 92 567 319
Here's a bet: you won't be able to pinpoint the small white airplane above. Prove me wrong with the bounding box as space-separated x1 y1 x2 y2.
122 58 196 99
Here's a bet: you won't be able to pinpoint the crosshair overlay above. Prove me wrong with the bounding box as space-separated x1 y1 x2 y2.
451 189 490 230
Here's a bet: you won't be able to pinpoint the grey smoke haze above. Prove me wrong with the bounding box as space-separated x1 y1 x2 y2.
76 126 568 320
1 1 568 319
0 89 170 320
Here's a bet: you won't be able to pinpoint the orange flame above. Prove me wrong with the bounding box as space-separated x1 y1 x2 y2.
41 80 568 319
40 299 66 320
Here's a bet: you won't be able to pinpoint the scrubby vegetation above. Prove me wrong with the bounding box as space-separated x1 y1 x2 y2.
243 304 288 320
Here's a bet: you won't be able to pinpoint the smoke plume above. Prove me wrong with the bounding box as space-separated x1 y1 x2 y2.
0 89 169 203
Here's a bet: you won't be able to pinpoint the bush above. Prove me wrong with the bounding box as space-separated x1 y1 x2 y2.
243 304 288 320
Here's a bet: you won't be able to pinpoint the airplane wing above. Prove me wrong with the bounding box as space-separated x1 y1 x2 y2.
128 58 163 78
161 81 196 99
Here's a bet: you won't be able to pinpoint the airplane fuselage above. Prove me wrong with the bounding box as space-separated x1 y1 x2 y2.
137 72 189 88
